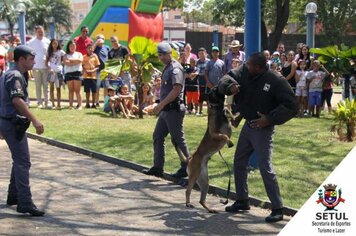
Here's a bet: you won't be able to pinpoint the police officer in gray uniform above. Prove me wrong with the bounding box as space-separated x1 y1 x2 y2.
143 42 190 178
0 45 45 216
223 52 298 222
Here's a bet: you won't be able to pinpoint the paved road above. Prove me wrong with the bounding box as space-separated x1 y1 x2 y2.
0 139 290 235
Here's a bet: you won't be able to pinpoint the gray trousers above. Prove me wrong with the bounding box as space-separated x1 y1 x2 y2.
153 109 190 169
0 119 32 205
234 122 283 209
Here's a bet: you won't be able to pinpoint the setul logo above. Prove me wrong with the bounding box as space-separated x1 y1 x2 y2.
316 183 345 211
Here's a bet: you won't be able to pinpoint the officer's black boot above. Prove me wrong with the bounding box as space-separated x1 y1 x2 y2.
225 199 251 212
265 208 284 223
171 163 188 179
6 195 18 206
17 202 45 216
142 167 163 177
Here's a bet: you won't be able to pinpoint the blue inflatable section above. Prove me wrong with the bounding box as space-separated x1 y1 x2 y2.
100 7 129 23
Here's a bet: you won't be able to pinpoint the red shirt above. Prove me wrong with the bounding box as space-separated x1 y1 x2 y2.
74 36 93 56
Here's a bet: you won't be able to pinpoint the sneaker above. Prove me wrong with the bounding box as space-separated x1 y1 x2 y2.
37 104 43 109
265 208 284 223
96 102 100 107
91 104 97 109
85 104 91 109
142 167 163 177
171 167 188 178
225 199 251 212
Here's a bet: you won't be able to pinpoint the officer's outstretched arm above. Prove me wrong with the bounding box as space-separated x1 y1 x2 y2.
12 97 44 135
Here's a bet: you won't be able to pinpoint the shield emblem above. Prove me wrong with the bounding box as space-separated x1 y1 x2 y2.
324 190 337 204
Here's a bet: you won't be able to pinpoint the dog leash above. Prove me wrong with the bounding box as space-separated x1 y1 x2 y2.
218 150 231 205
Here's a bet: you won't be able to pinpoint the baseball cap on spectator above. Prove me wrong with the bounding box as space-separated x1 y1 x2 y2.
212 46 219 52
14 45 36 61
198 47 206 52
157 42 172 54
272 51 280 56
107 86 115 91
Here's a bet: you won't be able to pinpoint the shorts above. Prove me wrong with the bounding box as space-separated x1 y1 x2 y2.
295 86 307 97
83 79 97 93
186 91 199 104
65 71 82 81
308 91 322 106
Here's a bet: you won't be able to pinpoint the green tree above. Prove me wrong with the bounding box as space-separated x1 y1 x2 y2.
25 0 72 34
311 0 355 45
163 0 184 10
0 0 18 35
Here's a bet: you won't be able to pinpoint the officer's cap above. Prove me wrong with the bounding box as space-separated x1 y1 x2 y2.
157 42 172 54
14 45 36 61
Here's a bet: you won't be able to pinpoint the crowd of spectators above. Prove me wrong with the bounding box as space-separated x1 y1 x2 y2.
1 27 352 119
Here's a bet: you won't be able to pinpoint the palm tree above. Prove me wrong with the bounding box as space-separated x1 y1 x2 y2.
25 0 73 34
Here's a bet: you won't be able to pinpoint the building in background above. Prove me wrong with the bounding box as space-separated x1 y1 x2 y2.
71 0 93 31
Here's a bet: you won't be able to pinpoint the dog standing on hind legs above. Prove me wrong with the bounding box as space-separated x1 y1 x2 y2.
184 81 241 213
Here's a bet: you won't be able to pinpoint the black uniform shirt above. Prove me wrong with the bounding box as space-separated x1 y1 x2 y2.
227 64 298 125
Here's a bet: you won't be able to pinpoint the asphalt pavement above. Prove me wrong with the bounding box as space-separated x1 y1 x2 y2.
0 138 290 236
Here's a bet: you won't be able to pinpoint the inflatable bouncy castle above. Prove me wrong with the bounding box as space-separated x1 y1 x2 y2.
70 0 164 46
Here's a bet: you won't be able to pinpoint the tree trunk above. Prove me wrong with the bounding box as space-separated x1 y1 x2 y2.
261 0 268 50
135 75 144 119
268 0 290 52
346 123 354 142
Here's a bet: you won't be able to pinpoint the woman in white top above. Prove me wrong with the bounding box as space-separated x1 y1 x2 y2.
64 41 83 110
46 39 65 109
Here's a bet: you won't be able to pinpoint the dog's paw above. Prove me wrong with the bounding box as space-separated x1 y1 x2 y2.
186 203 195 209
227 140 234 148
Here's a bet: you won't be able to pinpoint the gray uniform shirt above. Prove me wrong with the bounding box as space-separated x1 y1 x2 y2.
160 59 184 102
0 68 28 118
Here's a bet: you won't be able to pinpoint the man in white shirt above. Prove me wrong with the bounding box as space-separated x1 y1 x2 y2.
28 25 50 108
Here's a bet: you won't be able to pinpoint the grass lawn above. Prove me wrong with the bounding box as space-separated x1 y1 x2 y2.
26 98 355 209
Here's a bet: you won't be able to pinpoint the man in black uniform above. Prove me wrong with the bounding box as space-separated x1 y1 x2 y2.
223 52 298 222
0 45 45 216
143 42 190 178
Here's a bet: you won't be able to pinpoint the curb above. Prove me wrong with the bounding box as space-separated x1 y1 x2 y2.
27 133 298 216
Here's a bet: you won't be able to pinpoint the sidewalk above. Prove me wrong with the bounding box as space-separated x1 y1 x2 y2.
0 139 290 235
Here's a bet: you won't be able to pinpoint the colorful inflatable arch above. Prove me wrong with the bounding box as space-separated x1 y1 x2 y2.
70 0 164 46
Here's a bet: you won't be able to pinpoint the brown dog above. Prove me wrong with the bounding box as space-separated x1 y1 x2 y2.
185 85 242 213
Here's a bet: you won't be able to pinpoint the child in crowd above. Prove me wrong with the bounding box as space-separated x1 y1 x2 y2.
295 60 309 116
151 76 161 103
306 60 330 118
185 58 199 114
140 83 156 115
119 84 136 118
82 43 100 109
270 62 282 76
271 51 282 71
226 58 241 111
103 86 125 118
46 39 65 109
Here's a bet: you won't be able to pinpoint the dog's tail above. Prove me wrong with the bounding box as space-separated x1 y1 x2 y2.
174 145 189 163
